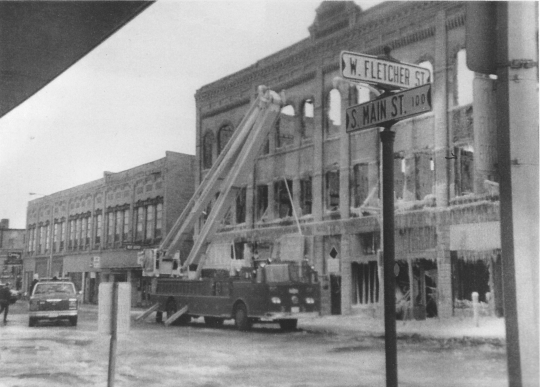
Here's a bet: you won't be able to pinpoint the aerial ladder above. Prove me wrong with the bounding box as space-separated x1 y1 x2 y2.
147 85 283 280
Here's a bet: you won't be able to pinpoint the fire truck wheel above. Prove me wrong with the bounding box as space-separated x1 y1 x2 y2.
279 319 297 331
204 317 224 327
234 304 251 331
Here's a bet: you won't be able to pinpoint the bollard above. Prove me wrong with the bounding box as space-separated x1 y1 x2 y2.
472 292 479 327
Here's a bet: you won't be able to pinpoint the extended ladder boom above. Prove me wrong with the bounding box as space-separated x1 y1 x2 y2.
159 86 283 277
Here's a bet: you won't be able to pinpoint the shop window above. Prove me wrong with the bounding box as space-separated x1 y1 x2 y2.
235 187 247 224
456 50 474 106
325 170 340 211
276 105 295 148
455 145 474 196
301 99 314 139
327 89 341 136
202 131 214 169
300 176 312 216
352 163 369 207
274 179 293 218
256 184 268 221
218 124 233 155
352 262 379 305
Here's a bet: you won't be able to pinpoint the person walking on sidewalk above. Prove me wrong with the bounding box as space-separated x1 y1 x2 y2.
0 283 11 324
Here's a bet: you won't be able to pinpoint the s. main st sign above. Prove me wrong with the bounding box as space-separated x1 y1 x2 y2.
341 51 431 90
346 84 432 132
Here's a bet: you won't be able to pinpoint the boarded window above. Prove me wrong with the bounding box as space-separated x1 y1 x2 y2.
352 163 369 207
326 170 340 211
274 179 293 218
276 105 295 148
300 177 312 216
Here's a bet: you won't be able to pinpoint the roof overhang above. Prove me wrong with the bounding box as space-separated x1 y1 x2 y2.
0 1 154 119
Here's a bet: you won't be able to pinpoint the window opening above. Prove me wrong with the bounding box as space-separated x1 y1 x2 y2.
274 179 293 218
326 170 340 211
300 177 312 216
218 124 233 155
327 89 341 136
302 99 314 139
235 187 247 224
352 164 369 207
455 145 474 196
256 185 268 221
276 105 295 148
202 131 214 169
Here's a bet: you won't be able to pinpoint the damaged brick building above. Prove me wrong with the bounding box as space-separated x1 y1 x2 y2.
194 1 501 319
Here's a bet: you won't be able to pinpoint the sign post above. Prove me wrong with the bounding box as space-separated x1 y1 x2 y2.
341 48 432 387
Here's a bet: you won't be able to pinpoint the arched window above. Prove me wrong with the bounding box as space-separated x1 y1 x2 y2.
202 131 214 169
218 124 233 155
275 105 295 148
327 89 341 136
456 49 474 106
301 99 314 139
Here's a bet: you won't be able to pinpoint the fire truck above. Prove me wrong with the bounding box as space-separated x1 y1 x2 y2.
138 86 321 331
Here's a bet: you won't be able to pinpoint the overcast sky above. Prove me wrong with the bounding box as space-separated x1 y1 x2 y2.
0 0 384 229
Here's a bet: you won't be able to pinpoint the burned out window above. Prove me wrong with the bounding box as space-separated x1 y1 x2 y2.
456 49 474 106
362 233 380 255
301 99 314 139
352 163 369 207
352 262 379 305
415 153 434 200
274 179 293 218
325 170 340 211
256 185 268 221
202 131 214 169
455 145 474 196
300 176 312 216
218 124 233 155
394 156 405 200
235 187 246 224
276 105 295 148
326 89 341 136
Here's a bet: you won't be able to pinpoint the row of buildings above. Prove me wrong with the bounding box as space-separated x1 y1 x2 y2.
18 1 503 318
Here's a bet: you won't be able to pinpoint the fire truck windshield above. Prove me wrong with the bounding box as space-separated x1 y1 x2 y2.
264 264 290 283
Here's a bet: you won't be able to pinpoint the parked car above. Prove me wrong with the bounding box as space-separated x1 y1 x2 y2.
28 281 79 327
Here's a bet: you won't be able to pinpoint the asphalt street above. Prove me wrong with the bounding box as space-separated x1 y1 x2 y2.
0 301 508 387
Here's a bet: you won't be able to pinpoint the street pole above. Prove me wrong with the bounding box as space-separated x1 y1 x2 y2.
380 125 397 387
107 281 119 387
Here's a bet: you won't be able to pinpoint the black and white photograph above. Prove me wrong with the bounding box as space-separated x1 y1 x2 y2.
0 1 538 386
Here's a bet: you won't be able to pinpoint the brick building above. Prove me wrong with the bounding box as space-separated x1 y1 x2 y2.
194 1 502 318
0 219 25 290
23 151 195 306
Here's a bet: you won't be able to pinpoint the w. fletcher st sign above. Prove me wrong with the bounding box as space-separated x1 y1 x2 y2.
346 84 432 132
341 51 431 90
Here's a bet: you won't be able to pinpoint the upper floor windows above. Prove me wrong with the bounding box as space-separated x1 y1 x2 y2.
301 99 314 140
456 49 474 106
274 179 293 218
202 131 214 169
327 89 341 136
218 124 233 155
275 105 295 148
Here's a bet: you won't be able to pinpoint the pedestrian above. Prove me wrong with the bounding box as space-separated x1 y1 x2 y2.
0 283 11 324
29 274 39 296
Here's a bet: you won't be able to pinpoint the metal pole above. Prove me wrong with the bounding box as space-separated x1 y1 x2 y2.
107 282 118 387
380 127 397 387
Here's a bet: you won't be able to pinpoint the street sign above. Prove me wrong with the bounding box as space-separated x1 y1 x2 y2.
341 51 431 90
346 84 432 132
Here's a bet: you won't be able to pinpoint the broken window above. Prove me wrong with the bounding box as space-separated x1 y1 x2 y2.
455 145 474 196
326 89 341 136
352 163 369 207
274 179 293 218
456 49 474 106
415 153 434 200
325 170 340 211
256 184 268 221
300 176 312 216
275 105 295 148
301 99 314 139
352 262 379 305
451 253 490 303
235 187 246 224
218 124 233 155
202 131 214 169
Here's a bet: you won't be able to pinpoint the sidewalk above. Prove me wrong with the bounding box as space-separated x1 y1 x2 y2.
298 313 506 345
